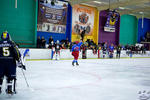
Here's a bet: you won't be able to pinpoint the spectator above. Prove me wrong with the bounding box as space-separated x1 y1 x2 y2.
129 45 134 58
116 44 122 58
146 32 150 42
86 39 90 48
102 42 108 58
37 36 41 48
86 39 94 48
90 39 95 46
141 45 146 54
49 36 53 45
98 44 103 58
69 42 73 52
80 29 86 41
64 38 69 49
61 43 65 49
41 36 46 48
48 40 54 49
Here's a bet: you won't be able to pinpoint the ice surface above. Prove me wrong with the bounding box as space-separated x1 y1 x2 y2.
1 58 150 100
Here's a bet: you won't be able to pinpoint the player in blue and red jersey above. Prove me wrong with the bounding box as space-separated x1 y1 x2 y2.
71 40 82 66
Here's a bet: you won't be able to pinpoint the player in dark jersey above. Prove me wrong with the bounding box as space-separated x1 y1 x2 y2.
0 31 23 94
54 40 62 60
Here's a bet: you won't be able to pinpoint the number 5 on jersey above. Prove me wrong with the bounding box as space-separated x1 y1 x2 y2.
3 47 10 56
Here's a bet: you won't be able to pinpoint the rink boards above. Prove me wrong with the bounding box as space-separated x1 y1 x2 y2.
19 48 150 60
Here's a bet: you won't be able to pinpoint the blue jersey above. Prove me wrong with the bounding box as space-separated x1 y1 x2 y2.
109 45 114 51
72 42 82 52
23 48 29 58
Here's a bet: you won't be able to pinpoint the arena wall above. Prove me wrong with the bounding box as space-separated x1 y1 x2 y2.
0 0 38 47
138 18 150 43
120 15 138 45
20 48 150 60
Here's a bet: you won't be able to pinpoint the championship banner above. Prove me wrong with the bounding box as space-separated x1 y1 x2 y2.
37 0 68 33
72 5 95 35
104 11 119 32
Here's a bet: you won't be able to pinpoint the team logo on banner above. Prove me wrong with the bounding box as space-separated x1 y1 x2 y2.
104 10 119 32
72 5 95 35
37 0 68 33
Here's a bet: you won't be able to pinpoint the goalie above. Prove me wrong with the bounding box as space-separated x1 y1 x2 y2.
0 31 25 95
52 40 62 60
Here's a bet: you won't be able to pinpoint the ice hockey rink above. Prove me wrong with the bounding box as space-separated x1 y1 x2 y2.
0 58 150 100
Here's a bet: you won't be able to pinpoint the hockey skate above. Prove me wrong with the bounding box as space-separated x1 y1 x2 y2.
72 61 74 66
6 85 14 95
76 62 79 66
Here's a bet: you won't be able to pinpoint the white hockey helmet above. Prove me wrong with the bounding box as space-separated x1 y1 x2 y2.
56 40 59 44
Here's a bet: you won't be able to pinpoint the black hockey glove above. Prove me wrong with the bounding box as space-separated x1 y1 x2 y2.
17 61 26 70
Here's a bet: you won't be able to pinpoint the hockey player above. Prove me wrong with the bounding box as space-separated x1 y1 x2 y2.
71 40 83 66
102 45 107 58
54 40 62 60
50 40 55 60
0 31 25 95
102 42 108 58
81 42 87 59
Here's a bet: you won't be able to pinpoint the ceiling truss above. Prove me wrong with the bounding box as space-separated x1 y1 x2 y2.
68 0 150 18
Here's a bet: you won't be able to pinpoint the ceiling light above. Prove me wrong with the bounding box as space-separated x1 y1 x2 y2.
93 1 102 4
118 7 125 10
129 14 135 16
139 12 144 14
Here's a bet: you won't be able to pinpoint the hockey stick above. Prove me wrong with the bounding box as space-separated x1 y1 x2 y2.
21 67 35 92
21 68 29 87
19 53 29 87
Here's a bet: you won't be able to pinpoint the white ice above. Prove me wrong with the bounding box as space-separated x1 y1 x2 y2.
1 58 150 100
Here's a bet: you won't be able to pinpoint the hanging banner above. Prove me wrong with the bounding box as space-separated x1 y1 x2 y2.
37 0 68 33
104 11 119 32
72 5 95 35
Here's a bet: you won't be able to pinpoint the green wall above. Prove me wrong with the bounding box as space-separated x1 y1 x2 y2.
0 0 38 47
120 15 138 45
